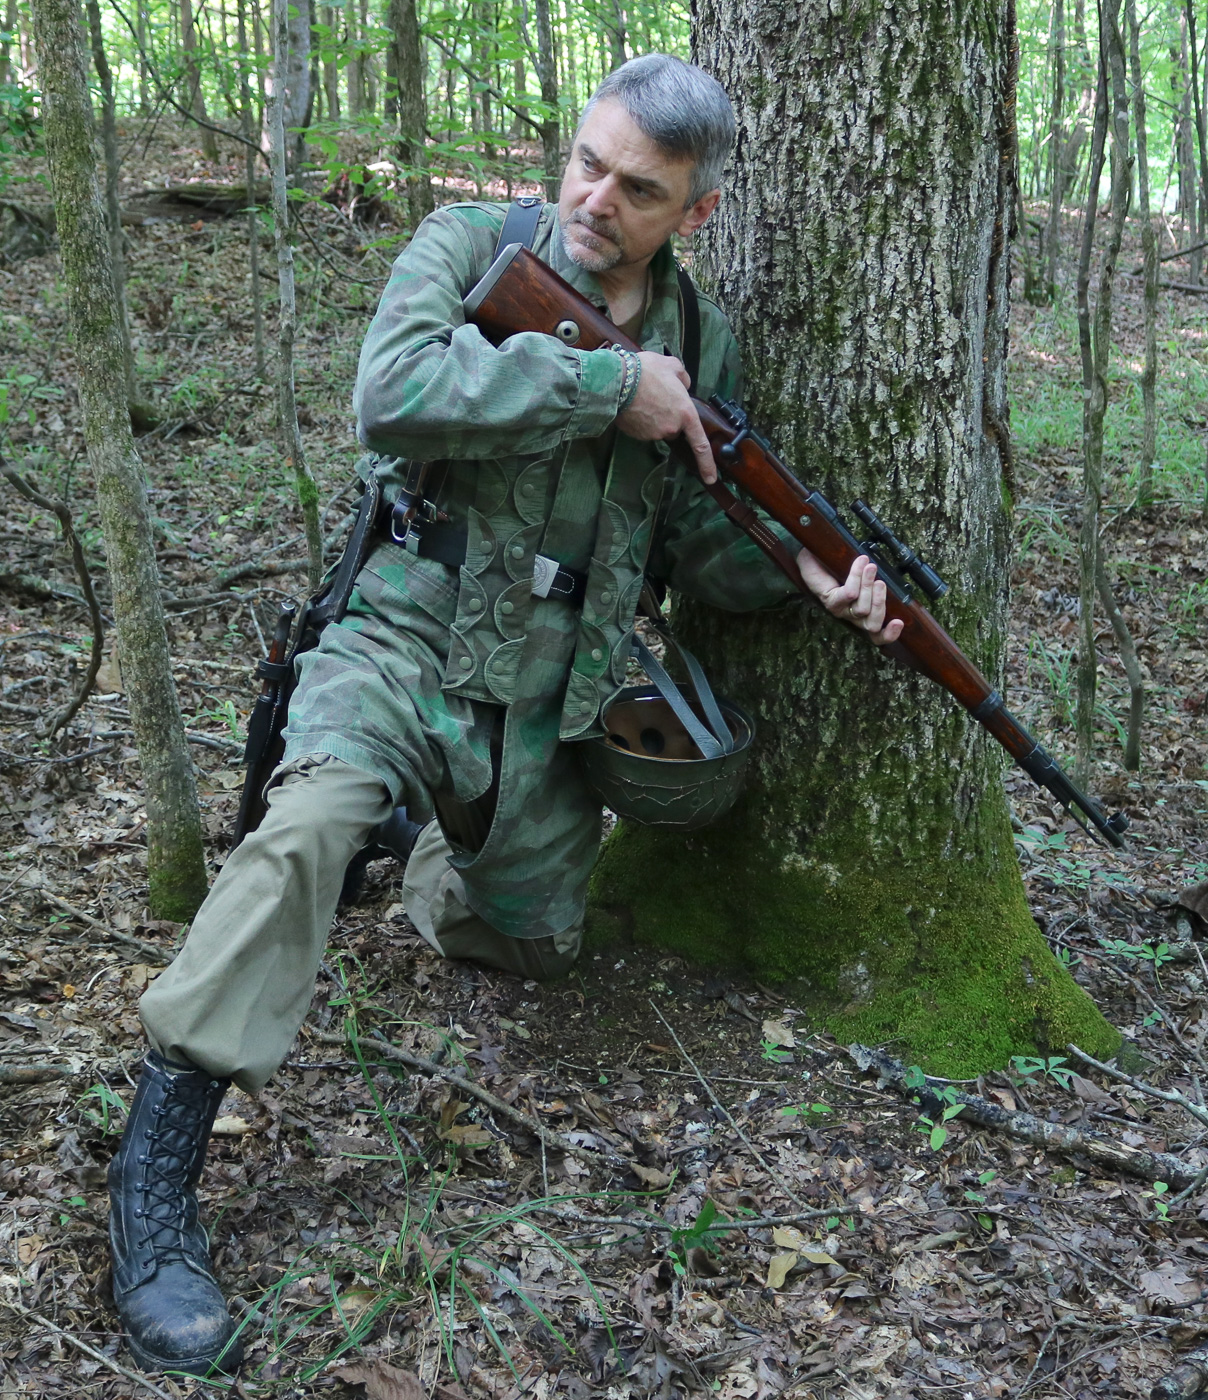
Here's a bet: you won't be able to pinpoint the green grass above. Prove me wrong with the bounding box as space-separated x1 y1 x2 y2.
1010 299 1208 508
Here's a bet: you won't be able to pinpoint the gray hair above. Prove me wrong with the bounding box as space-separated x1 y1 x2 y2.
579 54 735 206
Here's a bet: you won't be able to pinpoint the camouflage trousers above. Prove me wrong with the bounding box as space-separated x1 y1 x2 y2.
138 540 602 1093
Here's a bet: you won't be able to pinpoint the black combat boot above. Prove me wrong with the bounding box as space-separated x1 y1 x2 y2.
338 804 425 906
108 1050 244 1376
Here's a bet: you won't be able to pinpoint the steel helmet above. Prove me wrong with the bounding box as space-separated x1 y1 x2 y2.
579 634 755 829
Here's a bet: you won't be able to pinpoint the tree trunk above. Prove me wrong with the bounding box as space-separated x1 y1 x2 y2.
269 0 322 587
1175 19 1200 281
1043 0 1065 300
322 5 340 119
589 0 1118 1076
238 0 266 377
533 0 560 200
387 0 434 230
84 0 135 407
1127 0 1157 510
29 0 208 920
1074 0 1130 786
181 0 219 159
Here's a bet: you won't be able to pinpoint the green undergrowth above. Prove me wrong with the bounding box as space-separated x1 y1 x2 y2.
587 801 1120 1080
1011 296 1208 509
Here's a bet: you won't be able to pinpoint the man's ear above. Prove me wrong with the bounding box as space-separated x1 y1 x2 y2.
678 189 720 237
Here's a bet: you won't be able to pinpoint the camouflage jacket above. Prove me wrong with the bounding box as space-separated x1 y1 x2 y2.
353 201 795 741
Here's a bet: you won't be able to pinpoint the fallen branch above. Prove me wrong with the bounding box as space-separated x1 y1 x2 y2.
1153 1344 1208 1399
1068 1043 1208 1131
0 1299 174 1399
0 1064 76 1085
318 1027 631 1172
25 885 172 963
847 1043 1200 1188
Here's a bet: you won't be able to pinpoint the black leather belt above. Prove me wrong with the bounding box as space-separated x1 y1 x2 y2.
376 495 587 606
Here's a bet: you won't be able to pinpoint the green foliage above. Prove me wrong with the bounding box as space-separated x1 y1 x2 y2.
1009 1054 1075 1089
668 1198 727 1277
903 1065 966 1151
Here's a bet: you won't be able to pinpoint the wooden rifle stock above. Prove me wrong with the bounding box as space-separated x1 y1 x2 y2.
232 598 297 847
464 243 1128 848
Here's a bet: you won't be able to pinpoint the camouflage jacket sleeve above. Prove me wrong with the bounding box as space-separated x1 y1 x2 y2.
354 204 628 461
651 296 804 613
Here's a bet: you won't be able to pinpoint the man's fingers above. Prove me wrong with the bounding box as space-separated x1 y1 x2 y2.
686 417 717 483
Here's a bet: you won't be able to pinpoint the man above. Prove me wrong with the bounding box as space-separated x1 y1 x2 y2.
107 53 901 1377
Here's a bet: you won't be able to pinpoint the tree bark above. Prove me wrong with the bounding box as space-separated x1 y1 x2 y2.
238 0 266 377
84 0 135 407
589 0 1118 1076
180 0 219 159
533 0 561 200
1074 0 1130 786
387 0 435 230
29 0 208 919
1127 0 1157 509
268 0 322 587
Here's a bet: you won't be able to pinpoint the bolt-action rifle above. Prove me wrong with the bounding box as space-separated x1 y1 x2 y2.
463 243 1128 848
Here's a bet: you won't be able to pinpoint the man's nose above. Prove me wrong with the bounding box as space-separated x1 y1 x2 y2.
584 176 618 216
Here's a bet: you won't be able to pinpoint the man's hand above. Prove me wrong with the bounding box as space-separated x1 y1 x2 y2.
617 351 717 484
797 548 905 646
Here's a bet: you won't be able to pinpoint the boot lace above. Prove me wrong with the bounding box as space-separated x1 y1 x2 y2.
134 1081 212 1262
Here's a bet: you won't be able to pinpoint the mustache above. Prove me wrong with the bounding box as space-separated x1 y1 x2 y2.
567 209 623 246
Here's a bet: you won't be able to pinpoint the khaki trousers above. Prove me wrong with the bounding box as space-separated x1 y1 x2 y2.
140 757 581 1095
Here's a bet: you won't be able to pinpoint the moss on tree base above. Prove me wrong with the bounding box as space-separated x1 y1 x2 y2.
587 802 1119 1079
148 848 208 923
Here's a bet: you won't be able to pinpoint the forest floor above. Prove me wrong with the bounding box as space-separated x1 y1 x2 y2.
0 127 1207 1400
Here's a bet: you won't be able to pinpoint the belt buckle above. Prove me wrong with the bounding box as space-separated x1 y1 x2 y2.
532 554 559 599
391 496 435 550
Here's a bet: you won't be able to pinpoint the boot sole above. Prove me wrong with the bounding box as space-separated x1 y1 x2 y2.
126 1331 244 1378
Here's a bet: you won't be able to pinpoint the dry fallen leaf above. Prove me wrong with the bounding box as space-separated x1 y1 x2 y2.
333 1360 426 1400
761 1019 796 1048
765 1250 799 1288
17 1236 43 1264
632 1163 672 1189
211 1115 251 1137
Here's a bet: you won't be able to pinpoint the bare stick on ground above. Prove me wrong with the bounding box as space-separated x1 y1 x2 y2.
847 1044 1200 1188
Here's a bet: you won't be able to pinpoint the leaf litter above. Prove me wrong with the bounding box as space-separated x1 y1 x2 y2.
0 133 1206 1396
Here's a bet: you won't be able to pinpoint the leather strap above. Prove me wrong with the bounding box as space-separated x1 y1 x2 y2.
631 636 733 761
676 265 701 396
495 196 544 258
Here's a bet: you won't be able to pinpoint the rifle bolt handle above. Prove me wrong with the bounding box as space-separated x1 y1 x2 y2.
555 319 581 345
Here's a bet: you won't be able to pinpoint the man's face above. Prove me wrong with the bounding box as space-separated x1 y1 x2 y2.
558 98 720 275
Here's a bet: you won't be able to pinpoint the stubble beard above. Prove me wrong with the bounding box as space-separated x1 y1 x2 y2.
562 209 625 272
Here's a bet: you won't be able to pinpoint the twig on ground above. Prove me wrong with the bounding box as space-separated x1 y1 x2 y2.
25 886 171 963
0 1064 76 1085
312 1027 630 1171
0 1298 174 1399
847 1043 1200 1188
0 458 105 739
528 1204 856 1234
1117 973 1208 1072
650 1001 809 1210
1068 1043 1208 1131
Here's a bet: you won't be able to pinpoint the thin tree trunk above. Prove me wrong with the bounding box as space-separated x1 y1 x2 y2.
1096 561 1143 771
1188 0 1208 286
84 0 135 408
29 0 208 919
181 0 219 158
322 5 340 119
592 0 1118 1073
533 0 560 200
1 0 15 83
238 0 266 377
346 0 362 113
1074 0 1130 786
387 0 435 229
1176 17 1201 281
1044 0 1065 299
269 0 322 587
1127 0 1158 509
